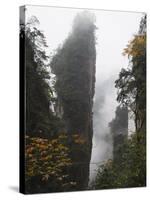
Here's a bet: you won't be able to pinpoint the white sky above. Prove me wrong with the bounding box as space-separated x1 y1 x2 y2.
25 5 143 180
25 5 143 81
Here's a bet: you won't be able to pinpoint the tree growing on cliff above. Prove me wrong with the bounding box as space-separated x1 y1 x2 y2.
50 11 97 189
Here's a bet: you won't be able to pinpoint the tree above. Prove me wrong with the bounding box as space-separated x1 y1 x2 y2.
92 15 146 190
115 15 146 133
92 131 146 189
21 16 59 138
25 134 76 193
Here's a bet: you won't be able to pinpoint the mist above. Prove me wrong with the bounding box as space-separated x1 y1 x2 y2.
89 75 117 181
25 5 143 183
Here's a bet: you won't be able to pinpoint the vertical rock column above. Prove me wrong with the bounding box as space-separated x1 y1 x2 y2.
51 11 96 190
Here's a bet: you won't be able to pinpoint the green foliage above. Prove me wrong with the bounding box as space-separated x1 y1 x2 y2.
21 12 97 192
92 15 146 190
115 15 146 132
92 131 146 189
21 16 61 138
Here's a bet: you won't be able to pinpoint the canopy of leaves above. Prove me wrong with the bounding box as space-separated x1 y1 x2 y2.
91 15 146 191
115 15 146 132
91 131 146 189
20 16 61 138
25 134 78 193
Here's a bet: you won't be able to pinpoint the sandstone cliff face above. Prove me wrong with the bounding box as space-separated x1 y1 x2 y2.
51 11 96 189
